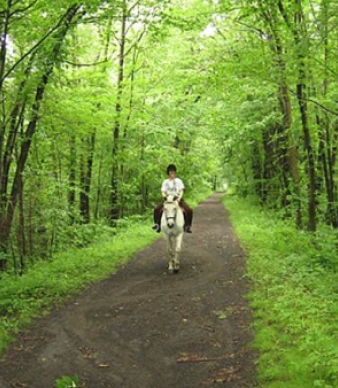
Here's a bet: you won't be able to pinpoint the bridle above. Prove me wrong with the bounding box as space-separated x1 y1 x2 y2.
163 201 177 225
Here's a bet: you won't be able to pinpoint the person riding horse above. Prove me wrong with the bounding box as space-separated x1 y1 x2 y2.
152 164 193 233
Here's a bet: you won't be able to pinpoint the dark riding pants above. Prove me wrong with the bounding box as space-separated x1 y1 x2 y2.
153 200 193 227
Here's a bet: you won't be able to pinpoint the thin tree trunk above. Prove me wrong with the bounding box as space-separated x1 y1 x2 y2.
0 0 12 219
140 131 146 214
293 3 317 231
0 0 11 93
296 76 316 231
94 151 103 221
68 132 76 222
319 0 338 226
79 131 95 223
18 175 26 271
119 44 139 217
0 52 35 218
110 0 127 223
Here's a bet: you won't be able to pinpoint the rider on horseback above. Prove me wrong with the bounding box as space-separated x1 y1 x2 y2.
152 164 193 233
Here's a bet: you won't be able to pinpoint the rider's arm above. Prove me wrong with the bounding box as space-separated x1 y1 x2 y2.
177 188 184 202
177 178 184 201
161 180 168 199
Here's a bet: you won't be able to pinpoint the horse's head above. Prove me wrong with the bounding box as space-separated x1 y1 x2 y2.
163 195 179 229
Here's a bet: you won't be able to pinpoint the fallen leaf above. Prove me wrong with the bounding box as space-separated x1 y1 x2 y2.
98 363 109 368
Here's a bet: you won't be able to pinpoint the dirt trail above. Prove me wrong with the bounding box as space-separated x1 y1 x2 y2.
0 193 256 388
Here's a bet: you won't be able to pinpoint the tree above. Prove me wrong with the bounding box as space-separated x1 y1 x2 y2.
0 2 83 268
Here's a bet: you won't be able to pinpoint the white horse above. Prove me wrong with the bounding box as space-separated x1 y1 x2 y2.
161 194 185 273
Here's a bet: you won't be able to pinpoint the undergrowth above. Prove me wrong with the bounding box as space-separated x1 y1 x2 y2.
225 195 338 388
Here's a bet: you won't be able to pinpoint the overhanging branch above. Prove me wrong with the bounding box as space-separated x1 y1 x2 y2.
290 90 338 116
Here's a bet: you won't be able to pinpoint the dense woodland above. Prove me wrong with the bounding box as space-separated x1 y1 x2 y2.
1 0 338 271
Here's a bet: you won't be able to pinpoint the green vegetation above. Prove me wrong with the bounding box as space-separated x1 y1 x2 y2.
0 0 221 272
55 374 79 388
2 0 338 269
225 196 338 388
1 0 338 383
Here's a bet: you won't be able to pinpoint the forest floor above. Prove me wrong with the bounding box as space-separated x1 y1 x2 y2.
0 193 256 388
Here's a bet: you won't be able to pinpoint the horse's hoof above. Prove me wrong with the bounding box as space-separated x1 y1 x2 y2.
173 268 179 274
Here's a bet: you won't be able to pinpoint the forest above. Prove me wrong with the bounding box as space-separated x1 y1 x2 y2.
1 0 338 386
1 0 338 268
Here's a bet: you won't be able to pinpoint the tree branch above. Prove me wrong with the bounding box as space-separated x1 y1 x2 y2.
290 90 338 116
1 4 83 82
124 26 147 58
64 57 114 67
234 19 267 37
277 0 292 29
9 0 39 18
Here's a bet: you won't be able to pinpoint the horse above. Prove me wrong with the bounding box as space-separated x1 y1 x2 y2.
161 194 185 273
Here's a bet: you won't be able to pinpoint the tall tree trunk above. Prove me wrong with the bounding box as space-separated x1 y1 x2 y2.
293 2 317 231
0 0 11 93
259 2 302 226
0 51 36 220
319 0 338 226
261 126 274 205
278 82 302 227
0 0 12 216
140 131 146 214
110 0 127 223
0 4 81 263
18 175 26 271
296 74 316 232
119 44 139 216
94 151 103 221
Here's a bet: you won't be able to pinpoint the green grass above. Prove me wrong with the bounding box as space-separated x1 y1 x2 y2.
225 196 338 388
0 220 159 354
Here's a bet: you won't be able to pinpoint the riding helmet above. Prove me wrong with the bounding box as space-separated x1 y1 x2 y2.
166 164 177 174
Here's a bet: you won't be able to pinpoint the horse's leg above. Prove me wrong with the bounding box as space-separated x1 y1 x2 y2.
167 237 174 272
173 233 183 273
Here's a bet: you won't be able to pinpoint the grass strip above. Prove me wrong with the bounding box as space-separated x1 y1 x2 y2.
225 196 338 388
